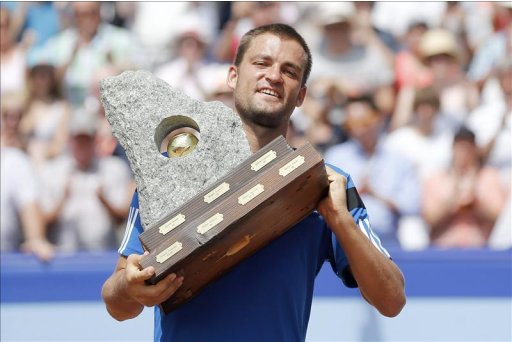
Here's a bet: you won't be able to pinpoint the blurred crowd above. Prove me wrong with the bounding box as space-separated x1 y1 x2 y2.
1 2 510 261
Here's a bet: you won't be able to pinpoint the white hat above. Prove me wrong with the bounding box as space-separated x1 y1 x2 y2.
175 13 211 45
317 2 355 26
419 29 461 62
69 108 98 137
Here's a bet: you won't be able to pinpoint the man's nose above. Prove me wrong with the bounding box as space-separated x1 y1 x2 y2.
265 65 283 84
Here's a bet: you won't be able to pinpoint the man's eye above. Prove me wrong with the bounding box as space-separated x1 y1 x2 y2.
254 61 266 66
285 70 297 78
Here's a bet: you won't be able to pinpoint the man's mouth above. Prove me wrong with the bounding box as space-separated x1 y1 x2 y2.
258 88 281 98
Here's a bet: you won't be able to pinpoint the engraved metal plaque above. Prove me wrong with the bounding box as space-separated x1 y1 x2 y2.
159 214 186 235
204 183 230 204
251 150 277 171
197 213 224 234
156 242 183 263
238 184 264 205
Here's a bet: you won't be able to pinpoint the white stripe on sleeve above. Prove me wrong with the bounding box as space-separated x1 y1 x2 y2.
118 207 138 254
358 218 391 258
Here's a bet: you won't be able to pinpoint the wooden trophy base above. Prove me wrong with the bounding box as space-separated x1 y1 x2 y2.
139 138 328 314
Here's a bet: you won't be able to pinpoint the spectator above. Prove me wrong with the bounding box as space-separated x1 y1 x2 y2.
0 92 27 150
1 2 61 65
290 83 346 153
394 21 432 91
468 3 511 91
214 2 286 63
324 96 420 248
462 2 494 55
155 14 214 101
41 2 142 107
422 126 507 248
310 2 394 119
41 110 133 252
132 2 218 68
418 29 479 126
85 65 129 163
352 1 400 60
1 95 55 261
20 63 71 167
0 7 28 96
311 2 393 96
439 2 473 68
386 87 455 250
466 58 511 186
1 146 55 261
386 86 453 180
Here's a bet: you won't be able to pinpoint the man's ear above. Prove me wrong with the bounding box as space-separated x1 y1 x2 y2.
227 66 238 91
295 86 307 107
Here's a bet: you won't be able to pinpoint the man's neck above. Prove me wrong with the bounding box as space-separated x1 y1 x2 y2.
241 121 288 153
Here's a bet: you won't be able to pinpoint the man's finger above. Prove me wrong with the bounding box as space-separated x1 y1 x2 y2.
153 273 179 293
158 275 184 301
126 253 155 282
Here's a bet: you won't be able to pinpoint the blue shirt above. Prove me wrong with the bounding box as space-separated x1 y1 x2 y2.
324 140 420 248
119 165 389 342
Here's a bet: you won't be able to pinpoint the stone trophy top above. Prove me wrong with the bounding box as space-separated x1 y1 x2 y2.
100 70 251 230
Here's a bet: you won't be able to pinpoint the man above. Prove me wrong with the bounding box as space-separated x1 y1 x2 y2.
324 96 420 249
155 13 213 101
1 93 55 261
41 109 133 251
309 2 394 99
41 2 141 107
422 126 507 248
102 24 405 341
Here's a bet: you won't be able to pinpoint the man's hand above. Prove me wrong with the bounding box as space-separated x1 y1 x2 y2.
317 166 351 223
122 252 184 308
102 252 185 321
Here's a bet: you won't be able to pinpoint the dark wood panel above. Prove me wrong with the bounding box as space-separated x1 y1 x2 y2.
139 142 328 314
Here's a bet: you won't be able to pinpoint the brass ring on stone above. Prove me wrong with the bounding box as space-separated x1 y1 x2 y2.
167 132 199 157
154 115 200 158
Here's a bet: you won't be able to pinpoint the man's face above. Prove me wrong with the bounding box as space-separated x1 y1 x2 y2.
344 101 381 146
73 2 101 39
452 139 477 170
227 33 307 128
324 21 351 43
70 134 96 169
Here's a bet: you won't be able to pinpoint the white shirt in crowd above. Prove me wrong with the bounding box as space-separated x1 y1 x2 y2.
0 147 39 251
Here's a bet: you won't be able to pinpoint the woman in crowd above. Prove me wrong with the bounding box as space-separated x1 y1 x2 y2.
20 63 70 167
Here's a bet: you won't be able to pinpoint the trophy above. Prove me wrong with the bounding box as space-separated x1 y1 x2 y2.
100 70 328 314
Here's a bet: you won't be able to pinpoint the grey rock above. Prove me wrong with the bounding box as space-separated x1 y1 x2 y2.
100 70 251 230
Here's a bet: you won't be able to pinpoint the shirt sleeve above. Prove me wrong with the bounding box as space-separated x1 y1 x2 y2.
118 190 145 257
325 163 391 288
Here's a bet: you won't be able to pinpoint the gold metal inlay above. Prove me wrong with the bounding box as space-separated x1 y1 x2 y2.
238 184 264 205
279 155 305 177
156 241 183 263
251 150 277 171
197 213 224 234
204 182 230 204
159 214 186 235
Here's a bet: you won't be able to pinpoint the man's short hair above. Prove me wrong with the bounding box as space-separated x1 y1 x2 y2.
233 23 312 87
345 94 379 113
453 125 476 144
413 86 441 111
